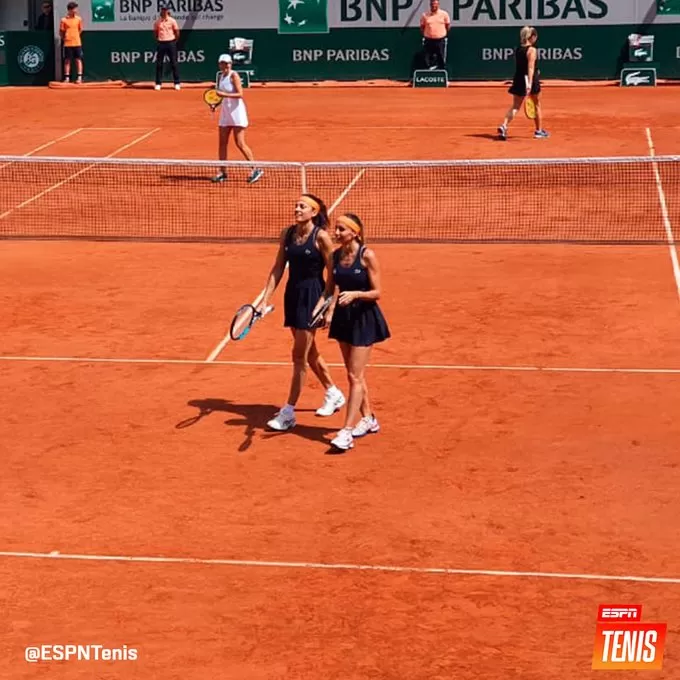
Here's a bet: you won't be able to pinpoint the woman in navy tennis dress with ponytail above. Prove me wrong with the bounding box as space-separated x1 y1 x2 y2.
260 194 345 432
314 212 390 452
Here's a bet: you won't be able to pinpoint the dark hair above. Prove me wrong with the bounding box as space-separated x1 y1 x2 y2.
343 212 365 244
302 193 329 229
67 2 78 9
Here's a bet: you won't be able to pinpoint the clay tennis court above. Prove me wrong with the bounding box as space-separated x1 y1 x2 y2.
1 84 679 678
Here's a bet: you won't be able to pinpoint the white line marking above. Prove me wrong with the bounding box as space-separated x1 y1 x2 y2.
0 550 678 584
85 127 153 131
0 128 84 171
328 169 366 215
2 354 680 374
0 129 160 221
646 127 680 303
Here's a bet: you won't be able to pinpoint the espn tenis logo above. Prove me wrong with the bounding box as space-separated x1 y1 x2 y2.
592 604 667 670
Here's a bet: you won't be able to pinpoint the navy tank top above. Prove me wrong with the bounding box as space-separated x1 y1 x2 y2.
333 246 369 293
514 46 529 79
285 226 324 283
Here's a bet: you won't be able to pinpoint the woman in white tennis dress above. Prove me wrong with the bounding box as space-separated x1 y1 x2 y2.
212 53 263 184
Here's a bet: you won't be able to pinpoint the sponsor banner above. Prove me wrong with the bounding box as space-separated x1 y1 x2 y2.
51 0 680 32
1 31 54 85
413 69 448 86
43 25 680 84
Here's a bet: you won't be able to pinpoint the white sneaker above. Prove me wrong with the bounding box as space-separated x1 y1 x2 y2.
267 408 296 431
331 428 354 451
315 387 346 417
352 415 380 438
174 84 181 90
154 84 161 91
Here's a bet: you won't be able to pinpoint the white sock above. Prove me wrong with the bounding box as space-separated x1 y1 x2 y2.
282 403 295 414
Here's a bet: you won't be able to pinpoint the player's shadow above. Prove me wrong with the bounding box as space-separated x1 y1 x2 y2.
176 398 335 452
465 133 508 141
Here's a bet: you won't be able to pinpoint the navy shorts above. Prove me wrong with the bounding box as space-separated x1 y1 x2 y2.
64 46 83 60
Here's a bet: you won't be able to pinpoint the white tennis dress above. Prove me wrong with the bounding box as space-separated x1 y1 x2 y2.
216 71 249 128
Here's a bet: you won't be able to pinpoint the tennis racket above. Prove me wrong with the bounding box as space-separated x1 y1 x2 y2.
524 76 537 120
203 88 222 113
309 296 333 329
229 303 274 341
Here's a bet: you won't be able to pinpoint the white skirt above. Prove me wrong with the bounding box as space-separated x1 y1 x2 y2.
219 98 249 128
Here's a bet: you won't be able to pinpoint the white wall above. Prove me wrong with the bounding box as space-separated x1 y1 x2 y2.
0 0 29 31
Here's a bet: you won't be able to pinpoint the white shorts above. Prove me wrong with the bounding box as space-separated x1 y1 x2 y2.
219 99 249 128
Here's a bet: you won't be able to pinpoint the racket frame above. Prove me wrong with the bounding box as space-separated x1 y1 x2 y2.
309 295 334 329
203 88 222 113
229 303 274 341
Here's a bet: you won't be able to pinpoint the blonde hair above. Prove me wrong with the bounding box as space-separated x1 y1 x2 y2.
520 26 537 45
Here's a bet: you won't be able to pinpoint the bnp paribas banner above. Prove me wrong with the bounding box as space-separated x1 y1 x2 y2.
51 0 680 31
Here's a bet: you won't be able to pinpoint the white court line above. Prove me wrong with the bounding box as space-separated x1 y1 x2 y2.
0 128 161 221
85 127 153 131
0 128 84 171
645 127 680 304
329 169 366 215
0 550 678 585
2 354 680 375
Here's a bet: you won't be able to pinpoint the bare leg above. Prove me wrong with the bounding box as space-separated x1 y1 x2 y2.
217 126 232 175
503 95 525 128
532 94 543 131
339 343 372 429
306 334 334 390
233 127 255 162
340 342 370 418
286 330 315 407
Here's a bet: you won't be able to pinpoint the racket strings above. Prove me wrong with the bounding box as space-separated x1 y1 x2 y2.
231 307 255 340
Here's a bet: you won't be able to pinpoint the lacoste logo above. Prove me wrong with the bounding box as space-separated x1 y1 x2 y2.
625 71 651 85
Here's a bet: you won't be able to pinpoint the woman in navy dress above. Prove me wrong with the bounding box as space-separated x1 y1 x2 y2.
260 194 345 432
314 213 390 452
497 26 549 140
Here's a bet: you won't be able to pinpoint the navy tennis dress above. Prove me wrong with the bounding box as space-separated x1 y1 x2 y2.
509 45 540 96
329 247 390 347
283 225 325 329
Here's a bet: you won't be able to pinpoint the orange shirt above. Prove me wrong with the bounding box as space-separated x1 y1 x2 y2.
154 16 179 42
420 10 450 40
60 15 83 47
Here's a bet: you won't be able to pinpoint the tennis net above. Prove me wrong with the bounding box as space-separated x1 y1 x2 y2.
0 154 678 243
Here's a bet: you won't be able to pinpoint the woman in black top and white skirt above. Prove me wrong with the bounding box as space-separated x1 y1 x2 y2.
498 26 549 141
260 194 345 432
314 213 390 452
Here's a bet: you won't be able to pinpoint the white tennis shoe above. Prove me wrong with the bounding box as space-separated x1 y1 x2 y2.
267 407 296 432
316 386 345 417
351 415 380 438
331 428 354 451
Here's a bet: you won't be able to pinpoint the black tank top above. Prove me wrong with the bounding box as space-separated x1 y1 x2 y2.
285 226 324 283
333 246 369 293
514 46 529 79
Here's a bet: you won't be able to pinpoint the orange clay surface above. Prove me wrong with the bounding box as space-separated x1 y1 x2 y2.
1 85 679 679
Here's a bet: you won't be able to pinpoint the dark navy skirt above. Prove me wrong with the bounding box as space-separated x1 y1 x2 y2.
509 74 540 97
284 278 324 330
329 301 391 347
